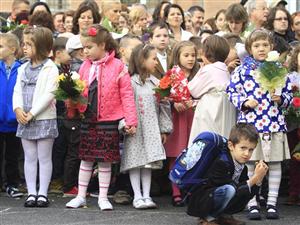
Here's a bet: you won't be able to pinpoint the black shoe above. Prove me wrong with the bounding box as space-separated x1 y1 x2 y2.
36 195 50 208
6 186 23 198
266 205 279 219
24 194 37 207
247 206 261 220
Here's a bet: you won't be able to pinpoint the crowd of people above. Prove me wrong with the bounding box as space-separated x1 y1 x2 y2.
0 0 300 224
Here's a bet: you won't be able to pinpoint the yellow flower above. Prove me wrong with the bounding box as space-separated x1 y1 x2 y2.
57 74 66 82
75 79 86 92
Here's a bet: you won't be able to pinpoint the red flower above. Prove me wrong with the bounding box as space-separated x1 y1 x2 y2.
20 20 28 25
88 27 97 36
159 75 171 89
293 97 300 108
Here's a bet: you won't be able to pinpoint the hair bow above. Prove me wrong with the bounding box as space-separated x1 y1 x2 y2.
88 27 97 36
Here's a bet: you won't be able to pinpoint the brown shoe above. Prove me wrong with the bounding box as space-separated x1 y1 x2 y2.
198 218 220 225
217 215 245 225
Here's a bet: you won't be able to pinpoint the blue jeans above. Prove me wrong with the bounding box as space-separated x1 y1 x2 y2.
207 184 236 220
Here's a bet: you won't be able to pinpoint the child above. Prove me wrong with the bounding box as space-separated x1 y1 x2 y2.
164 41 199 206
187 123 268 225
66 34 85 72
188 35 236 146
285 46 300 205
53 37 71 68
66 25 137 211
223 34 243 74
149 21 171 79
13 26 59 207
226 29 292 220
0 33 23 198
119 34 142 66
121 44 173 209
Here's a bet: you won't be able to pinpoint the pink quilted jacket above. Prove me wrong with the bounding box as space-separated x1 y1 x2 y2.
79 51 138 126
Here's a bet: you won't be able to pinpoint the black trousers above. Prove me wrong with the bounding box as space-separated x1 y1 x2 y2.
0 132 21 188
52 119 80 192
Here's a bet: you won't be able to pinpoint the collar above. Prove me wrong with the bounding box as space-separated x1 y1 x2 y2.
131 74 158 86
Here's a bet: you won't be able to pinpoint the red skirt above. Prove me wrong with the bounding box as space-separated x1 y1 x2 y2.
79 120 120 163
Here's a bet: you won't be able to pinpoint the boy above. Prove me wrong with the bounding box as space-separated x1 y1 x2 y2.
119 34 142 66
66 35 85 72
53 37 71 69
187 123 268 225
0 33 23 198
149 21 171 79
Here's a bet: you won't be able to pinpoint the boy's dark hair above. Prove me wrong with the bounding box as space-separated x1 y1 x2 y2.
128 44 156 83
53 37 68 56
81 24 120 58
229 123 259 145
225 3 248 33
188 5 205 15
223 33 243 48
189 36 202 49
119 34 141 48
28 11 55 32
289 45 300 72
53 12 65 21
203 35 230 63
29 1 52 15
148 21 169 38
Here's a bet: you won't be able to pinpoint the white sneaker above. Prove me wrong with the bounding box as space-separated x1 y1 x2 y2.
98 199 113 211
66 196 86 208
144 197 157 209
132 198 147 209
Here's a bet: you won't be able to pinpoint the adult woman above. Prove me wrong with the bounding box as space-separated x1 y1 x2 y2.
225 3 248 37
291 11 300 41
266 7 295 44
152 1 171 22
101 0 122 33
163 4 193 42
72 4 101 35
129 6 148 37
215 9 226 32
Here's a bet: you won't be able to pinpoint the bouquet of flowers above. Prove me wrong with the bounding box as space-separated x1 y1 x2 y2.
255 51 288 94
285 85 300 125
0 15 28 32
154 65 191 102
53 65 87 119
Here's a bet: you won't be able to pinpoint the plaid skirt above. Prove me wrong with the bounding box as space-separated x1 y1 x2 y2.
79 119 120 163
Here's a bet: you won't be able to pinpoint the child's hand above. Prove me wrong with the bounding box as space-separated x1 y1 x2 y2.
26 112 34 122
270 95 281 104
244 99 259 109
174 103 186 112
227 59 240 73
125 125 136 135
254 160 268 183
161 133 168 144
15 108 28 125
183 100 194 109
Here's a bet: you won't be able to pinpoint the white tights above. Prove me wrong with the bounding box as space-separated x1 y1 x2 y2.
129 168 152 200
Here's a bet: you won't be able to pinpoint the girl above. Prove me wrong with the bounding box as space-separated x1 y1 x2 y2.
121 44 173 209
164 41 199 206
285 46 300 205
226 29 292 220
13 26 58 207
188 35 236 146
66 25 137 211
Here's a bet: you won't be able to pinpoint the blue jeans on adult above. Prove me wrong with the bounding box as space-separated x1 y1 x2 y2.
207 184 236 220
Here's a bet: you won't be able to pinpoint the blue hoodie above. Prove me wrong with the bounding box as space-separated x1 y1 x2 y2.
0 60 22 132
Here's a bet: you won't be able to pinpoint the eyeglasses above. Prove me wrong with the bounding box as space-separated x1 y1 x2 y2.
274 17 288 21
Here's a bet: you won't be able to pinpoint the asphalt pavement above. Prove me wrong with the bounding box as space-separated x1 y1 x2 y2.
1 194 300 225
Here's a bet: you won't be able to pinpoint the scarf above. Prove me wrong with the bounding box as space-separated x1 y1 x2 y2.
88 53 109 85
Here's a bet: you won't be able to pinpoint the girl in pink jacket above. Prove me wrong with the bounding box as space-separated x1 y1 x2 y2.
66 25 138 211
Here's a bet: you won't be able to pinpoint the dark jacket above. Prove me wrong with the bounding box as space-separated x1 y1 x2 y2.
0 60 22 132
187 149 259 218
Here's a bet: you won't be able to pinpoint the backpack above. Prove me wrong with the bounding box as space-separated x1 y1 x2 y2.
169 131 229 191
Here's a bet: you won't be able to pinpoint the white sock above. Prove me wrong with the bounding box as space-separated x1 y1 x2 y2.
78 160 93 198
267 162 281 207
98 162 111 201
247 163 258 209
129 168 142 200
22 139 38 196
141 168 151 199
37 138 54 197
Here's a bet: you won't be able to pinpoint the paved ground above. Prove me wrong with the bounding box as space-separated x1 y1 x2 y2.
0 194 300 225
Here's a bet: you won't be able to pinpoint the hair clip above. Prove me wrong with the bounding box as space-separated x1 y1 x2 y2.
88 27 97 36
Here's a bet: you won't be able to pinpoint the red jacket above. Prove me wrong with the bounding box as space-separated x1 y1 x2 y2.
79 51 137 126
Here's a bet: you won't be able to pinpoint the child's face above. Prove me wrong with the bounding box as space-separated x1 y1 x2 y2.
179 45 196 71
150 27 169 52
228 20 243 35
0 38 15 61
228 138 257 164
23 35 36 60
56 49 71 65
120 39 142 64
250 39 272 61
143 49 158 74
81 37 105 61
215 12 226 31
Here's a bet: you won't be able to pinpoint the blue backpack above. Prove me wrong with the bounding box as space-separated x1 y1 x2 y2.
169 131 229 191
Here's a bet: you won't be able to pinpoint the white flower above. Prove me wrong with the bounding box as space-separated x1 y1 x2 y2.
231 74 240 83
255 119 264 130
266 51 280 62
71 71 80 80
254 87 264 98
269 122 280 132
244 80 255 92
268 106 279 117
246 112 257 123
256 104 264 115
261 99 269 110
261 115 270 126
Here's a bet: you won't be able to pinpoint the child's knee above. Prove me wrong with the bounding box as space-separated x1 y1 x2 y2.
223 184 236 199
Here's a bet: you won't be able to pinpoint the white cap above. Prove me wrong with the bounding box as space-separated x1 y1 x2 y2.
66 35 83 54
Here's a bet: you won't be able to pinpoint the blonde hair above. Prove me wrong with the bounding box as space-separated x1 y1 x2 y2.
101 0 121 16
129 6 147 25
0 33 20 57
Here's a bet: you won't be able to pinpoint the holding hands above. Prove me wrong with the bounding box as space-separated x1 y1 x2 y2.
15 108 34 125
125 125 137 135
